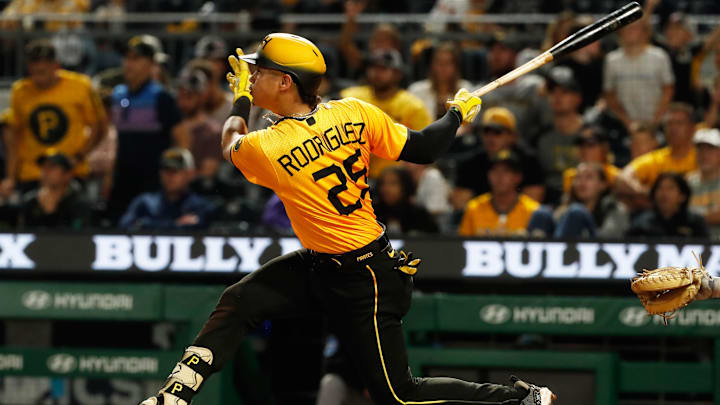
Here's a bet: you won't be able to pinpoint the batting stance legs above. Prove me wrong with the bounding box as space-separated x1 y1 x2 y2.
151 236 531 405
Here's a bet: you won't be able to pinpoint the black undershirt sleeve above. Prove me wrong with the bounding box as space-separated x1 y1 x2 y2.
398 108 462 164
229 97 251 122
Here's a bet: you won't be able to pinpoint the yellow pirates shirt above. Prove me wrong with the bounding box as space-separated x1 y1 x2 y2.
458 193 540 236
231 97 409 253
626 146 697 188
10 69 105 181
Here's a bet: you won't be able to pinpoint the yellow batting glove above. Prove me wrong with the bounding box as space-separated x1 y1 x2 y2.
446 88 482 124
389 249 421 276
227 48 252 104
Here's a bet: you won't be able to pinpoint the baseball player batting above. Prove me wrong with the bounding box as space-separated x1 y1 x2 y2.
140 33 555 405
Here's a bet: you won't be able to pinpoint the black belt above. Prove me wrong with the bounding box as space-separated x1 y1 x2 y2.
310 231 391 267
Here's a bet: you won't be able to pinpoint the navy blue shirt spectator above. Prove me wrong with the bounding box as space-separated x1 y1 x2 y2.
108 35 181 221
119 148 214 230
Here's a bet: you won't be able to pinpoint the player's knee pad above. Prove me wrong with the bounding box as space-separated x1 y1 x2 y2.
158 346 215 404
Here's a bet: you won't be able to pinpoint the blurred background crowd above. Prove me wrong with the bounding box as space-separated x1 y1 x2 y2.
0 0 719 241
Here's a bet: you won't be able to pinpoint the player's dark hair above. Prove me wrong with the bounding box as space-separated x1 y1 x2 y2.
650 172 691 215
297 76 322 109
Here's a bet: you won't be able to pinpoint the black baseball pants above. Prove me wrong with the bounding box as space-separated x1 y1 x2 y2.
193 235 525 405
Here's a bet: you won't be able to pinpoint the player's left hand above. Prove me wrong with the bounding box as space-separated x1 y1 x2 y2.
446 88 482 124
392 249 421 275
227 48 252 104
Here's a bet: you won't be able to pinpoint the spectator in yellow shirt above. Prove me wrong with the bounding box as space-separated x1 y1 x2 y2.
2 40 107 196
341 49 432 178
459 150 548 236
617 102 698 207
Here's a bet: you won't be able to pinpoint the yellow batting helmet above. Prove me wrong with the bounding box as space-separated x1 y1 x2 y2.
240 33 326 96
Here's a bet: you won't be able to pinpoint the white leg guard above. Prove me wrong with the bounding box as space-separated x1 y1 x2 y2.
157 346 215 405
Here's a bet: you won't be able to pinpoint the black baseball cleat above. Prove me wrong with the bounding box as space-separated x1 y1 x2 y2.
511 375 557 405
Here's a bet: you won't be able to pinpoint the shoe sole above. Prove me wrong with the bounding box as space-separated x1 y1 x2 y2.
539 387 557 405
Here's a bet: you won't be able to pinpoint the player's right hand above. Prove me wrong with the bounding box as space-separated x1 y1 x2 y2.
446 88 482 124
227 48 252 104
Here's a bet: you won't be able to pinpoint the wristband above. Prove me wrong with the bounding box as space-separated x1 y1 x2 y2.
447 107 463 125
229 97 251 122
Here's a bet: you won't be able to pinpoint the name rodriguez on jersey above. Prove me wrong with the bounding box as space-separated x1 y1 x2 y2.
275 120 366 176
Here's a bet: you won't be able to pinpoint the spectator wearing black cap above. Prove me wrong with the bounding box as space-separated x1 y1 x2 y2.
108 35 182 222
687 128 720 239
17 150 90 229
341 49 431 179
458 150 549 236
562 125 620 196
192 37 234 125
172 68 222 180
339 0 402 78
2 39 108 198
118 148 214 230
536 66 585 204
481 32 547 141
555 15 606 111
454 107 545 209
627 172 708 238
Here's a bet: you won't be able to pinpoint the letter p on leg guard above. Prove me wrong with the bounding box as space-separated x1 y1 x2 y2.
153 346 215 405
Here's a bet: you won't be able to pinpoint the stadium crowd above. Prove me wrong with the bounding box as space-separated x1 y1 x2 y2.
0 0 719 241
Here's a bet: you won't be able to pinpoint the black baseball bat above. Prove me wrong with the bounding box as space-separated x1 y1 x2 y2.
473 2 643 97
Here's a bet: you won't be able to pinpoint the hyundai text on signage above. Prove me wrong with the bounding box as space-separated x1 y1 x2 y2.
480 304 594 325
0 232 718 281
427 295 720 337
47 355 159 375
22 290 133 311
0 283 161 320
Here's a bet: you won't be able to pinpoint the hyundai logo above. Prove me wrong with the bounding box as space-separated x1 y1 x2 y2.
47 354 76 374
21 290 52 310
480 304 512 324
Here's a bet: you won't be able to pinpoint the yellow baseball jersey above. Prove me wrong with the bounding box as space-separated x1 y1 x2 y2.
458 193 540 236
627 146 697 187
10 69 105 181
340 85 431 178
230 97 409 253
562 163 620 194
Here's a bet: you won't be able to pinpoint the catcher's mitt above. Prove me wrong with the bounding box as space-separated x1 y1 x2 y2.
631 253 710 324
